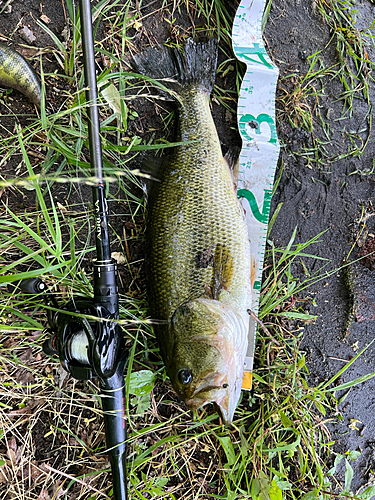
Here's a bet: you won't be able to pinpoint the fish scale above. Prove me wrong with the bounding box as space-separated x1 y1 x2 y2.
148 88 251 321
0 42 41 107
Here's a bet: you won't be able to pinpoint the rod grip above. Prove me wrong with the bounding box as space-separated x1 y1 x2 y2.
93 261 119 316
101 367 128 500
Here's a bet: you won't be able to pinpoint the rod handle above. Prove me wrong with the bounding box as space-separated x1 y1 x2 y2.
101 366 128 500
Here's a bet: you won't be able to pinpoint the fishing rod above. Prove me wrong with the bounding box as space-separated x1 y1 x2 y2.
21 0 129 497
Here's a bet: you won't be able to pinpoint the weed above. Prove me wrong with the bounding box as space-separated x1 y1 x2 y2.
1 1 375 499
276 0 375 168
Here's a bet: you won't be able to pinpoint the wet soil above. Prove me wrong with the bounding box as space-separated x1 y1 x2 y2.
1 0 375 497
265 0 375 491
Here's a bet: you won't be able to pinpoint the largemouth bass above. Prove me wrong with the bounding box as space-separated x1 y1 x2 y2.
133 38 252 424
0 42 41 107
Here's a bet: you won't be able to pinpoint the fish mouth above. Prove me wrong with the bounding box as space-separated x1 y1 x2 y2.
187 301 247 424
186 389 236 425
215 402 235 426
185 374 238 425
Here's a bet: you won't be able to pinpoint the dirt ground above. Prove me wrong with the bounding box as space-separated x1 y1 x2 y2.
1 0 375 497
266 0 375 490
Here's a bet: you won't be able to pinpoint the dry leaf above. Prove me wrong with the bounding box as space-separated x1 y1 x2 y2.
102 83 122 116
20 25 36 43
55 364 69 389
111 251 126 264
349 418 362 431
40 14 51 23
19 347 34 362
51 481 67 498
7 401 36 417
57 202 67 214
351 341 359 352
0 467 8 483
7 449 16 465
8 436 17 452
38 489 51 500
3 338 16 348
15 368 35 385
21 461 46 480
68 437 80 446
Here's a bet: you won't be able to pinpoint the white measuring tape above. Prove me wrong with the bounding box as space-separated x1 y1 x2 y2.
232 0 280 390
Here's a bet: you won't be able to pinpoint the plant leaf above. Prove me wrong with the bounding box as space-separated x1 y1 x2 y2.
217 435 236 466
358 486 375 500
128 370 155 396
344 459 353 492
269 480 283 500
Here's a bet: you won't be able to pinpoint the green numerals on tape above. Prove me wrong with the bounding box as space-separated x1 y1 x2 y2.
238 189 272 224
239 113 277 144
235 44 274 69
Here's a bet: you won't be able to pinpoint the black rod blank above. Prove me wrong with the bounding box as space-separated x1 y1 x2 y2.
79 0 111 263
79 0 103 181
77 1 128 498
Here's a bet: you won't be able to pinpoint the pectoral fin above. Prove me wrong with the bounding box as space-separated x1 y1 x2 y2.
212 244 234 299
135 153 166 198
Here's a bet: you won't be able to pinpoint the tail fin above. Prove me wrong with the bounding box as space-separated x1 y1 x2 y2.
132 38 218 94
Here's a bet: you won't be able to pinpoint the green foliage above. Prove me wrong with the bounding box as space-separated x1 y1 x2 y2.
277 0 375 168
128 369 156 414
316 0 374 108
1 1 374 499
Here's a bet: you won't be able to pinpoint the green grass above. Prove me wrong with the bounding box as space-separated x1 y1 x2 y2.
275 0 375 168
1 1 375 499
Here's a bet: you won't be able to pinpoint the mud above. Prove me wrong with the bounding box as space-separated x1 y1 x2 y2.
266 0 375 491
1 0 375 495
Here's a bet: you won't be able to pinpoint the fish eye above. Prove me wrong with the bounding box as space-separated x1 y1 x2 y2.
178 369 193 385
